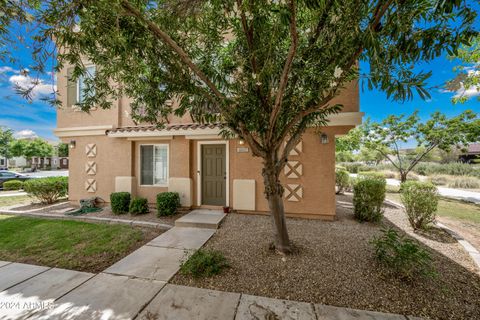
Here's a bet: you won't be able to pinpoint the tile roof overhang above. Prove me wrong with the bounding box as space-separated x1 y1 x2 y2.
106 123 224 138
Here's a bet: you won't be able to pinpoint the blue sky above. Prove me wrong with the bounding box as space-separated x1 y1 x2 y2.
0 17 478 141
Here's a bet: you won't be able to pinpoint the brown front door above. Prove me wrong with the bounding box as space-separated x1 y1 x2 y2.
201 144 226 206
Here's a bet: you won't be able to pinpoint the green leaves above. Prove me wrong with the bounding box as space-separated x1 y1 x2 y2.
362 110 480 180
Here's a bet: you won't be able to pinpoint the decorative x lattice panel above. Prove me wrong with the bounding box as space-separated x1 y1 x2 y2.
288 140 303 156
85 144 97 158
285 184 303 202
284 160 303 178
85 179 97 193
85 161 97 175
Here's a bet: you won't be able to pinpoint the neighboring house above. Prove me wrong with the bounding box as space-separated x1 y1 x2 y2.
55 64 362 220
0 156 28 169
31 156 69 170
459 143 480 163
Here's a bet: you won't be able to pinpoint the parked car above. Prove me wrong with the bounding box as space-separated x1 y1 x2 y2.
0 171 31 189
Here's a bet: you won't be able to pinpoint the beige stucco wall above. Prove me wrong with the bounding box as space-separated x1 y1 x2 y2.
64 135 133 202
56 59 360 218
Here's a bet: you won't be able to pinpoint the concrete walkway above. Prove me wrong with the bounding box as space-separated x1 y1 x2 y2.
385 178 480 204
0 191 27 197
0 209 422 319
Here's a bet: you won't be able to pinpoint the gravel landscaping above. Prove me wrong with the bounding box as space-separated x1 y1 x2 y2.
171 195 480 320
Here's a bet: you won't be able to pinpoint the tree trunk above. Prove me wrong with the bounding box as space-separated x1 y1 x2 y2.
262 160 292 254
400 171 407 183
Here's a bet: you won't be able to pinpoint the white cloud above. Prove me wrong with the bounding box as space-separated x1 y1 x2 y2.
0 66 18 74
15 129 38 139
453 70 480 99
8 74 56 99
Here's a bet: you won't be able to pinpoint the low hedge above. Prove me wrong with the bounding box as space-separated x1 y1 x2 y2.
157 192 180 216
335 169 350 194
3 180 24 191
23 177 68 204
353 176 386 222
129 197 149 215
110 192 131 214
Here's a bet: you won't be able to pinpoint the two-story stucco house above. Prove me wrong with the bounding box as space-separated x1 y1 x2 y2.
55 64 362 220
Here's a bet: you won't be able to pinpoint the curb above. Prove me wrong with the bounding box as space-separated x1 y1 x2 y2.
384 198 480 270
0 210 172 231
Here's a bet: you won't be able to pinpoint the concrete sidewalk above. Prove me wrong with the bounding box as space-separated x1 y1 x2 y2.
0 209 423 319
385 178 480 204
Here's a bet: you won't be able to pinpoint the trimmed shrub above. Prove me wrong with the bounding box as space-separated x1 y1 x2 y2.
110 192 131 214
353 177 386 222
401 181 438 230
371 228 436 280
129 197 149 215
447 176 480 189
335 169 350 194
343 163 362 173
3 180 24 191
358 171 385 180
156 192 180 216
180 249 229 278
23 177 68 204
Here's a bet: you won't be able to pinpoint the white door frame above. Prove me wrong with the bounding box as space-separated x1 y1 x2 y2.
196 140 230 207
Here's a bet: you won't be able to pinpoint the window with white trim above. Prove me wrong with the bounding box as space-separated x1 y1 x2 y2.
77 65 96 103
140 145 169 186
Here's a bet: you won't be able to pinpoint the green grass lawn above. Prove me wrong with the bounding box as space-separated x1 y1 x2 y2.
0 195 31 208
386 192 480 224
0 215 156 272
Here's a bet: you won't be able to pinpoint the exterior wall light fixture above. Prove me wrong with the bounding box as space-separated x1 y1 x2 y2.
320 133 329 144
69 140 76 149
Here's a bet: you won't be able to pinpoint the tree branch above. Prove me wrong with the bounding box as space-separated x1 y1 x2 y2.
120 0 226 106
267 0 298 141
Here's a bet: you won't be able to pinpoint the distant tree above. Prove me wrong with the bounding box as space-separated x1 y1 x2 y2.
357 147 385 165
363 111 480 182
336 126 362 154
57 143 69 157
10 138 54 160
0 127 14 167
8 139 28 158
446 36 480 104
4 0 479 253
23 139 54 159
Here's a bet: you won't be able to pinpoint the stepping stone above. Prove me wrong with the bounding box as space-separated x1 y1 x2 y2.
0 268 93 320
103 246 185 281
139 284 240 320
341 205 354 209
337 201 352 205
236 294 316 320
315 304 407 319
0 261 11 268
31 273 165 320
147 227 215 250
175 209 226 229
0 263 49 291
